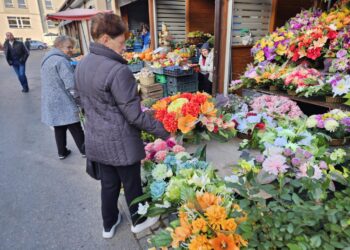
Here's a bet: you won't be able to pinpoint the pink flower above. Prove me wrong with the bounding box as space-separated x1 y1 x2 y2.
296 163 308 179
172 145 185 153
262 155 289 176
166 137 177 148
153 139 168 151
319 161 328 170
144 142 154 152
154 150 167 162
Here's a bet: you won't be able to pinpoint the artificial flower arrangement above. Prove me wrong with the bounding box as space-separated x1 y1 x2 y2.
250 95 304 120
320 3 350 31
322 74 350 103
251 27 293 64
287 9 323 34
283 66 325 97
149 192 248 250
152 92 237 143
134 140 229 218
306 109 350 144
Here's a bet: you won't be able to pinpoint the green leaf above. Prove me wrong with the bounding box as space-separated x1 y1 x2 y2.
287 224 294 234
310 235 322 247
149 230 173 247
281 193 292 201
130 193 151 206
287 243 302 250
292 193 302 205
180 186 196 203
170 219 180 228
193 144 207 161
200 132 211 141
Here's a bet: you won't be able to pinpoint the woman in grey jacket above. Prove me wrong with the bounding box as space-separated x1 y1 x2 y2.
41 36 85 159
75 14 169 239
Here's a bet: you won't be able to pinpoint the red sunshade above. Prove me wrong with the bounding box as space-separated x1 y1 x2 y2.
46 9 113 21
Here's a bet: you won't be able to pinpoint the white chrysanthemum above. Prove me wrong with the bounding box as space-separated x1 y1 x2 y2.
137 202 149 215
306 116 317 128
175 152 191 161
151 164 168 181
324 119 339 132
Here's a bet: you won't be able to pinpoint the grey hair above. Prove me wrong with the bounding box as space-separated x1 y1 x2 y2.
53 35 76 48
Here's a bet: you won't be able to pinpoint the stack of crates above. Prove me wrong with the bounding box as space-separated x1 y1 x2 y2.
163 67 198 95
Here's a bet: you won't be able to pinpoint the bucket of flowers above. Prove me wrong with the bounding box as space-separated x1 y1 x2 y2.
306 109 350 146
148 192 248 250
152 92 237 143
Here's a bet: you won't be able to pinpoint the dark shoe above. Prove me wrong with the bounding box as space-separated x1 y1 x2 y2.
59 149 71 160
22 88 29 93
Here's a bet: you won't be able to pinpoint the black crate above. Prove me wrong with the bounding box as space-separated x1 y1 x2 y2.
163 67 193 77
167 80 198 95
166 73 198 85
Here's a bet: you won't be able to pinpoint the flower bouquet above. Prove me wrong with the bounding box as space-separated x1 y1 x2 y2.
250 95 304 120
306 109 350 145
149 192 248 250
323 74 350 103
251 27 293 64
287 9 322 34
283 67 325 97
320 4 350 31
152 92 237 143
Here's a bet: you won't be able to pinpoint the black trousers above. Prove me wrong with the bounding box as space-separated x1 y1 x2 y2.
99 162 146 231
198 72 213 94
53 122 85 156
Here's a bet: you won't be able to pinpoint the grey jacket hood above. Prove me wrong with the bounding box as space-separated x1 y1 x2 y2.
41 48 71 67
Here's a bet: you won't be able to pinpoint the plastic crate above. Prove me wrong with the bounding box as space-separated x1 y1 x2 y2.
167 80 198 95
155 74 167 84
158 82 168 97
166 73 198 85
128 61 144 73
189 56 199 64
151 67 164 75
164 67 193 77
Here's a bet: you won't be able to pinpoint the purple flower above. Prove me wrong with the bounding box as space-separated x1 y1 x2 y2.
319 161 328 170
341 117 350 126
255 154 265 163
304 151 313 159
263 47 275 61
284 148 293 157
292 157 301 167
336 49 347 59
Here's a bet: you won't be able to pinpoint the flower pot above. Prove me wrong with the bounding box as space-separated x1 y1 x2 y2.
325 96 344 104
329 138 347 146
269 86 278 91
287 90 297 96
237 132 252 140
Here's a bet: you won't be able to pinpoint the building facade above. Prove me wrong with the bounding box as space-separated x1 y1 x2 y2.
0 0 64 44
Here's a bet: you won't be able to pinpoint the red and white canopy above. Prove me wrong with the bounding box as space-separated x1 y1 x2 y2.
46 8 113 21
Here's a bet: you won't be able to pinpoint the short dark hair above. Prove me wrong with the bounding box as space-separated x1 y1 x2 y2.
91 13 127 41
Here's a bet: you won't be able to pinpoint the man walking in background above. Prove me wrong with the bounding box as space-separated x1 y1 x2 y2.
3 32 30 93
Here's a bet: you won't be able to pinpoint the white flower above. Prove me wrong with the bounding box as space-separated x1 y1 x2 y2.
188 173 210 188
332 78 350 97
306 116 317 128
330 148 346 162
224 175 239 183
324 119 339 132
312 165 323 180
166 169 173 178
155 200 171 209
137 202 149 215
175 152 191 161
329 24 337 31
152 164 168 181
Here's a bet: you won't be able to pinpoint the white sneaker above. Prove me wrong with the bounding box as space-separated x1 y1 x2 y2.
131 216 160 234
102 213 122 239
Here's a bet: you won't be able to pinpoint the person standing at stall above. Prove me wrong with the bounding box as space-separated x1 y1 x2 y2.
141 24 151 51
75 13 169 239
41 36 85 160
198 42 214 94
3 32 29 92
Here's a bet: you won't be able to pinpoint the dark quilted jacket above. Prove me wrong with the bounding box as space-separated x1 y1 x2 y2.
75 43 169 166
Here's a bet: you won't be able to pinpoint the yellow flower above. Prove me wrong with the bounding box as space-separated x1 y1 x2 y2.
232 204 242 212
178 115 197 134
255 50 265 62
152 99 168 111
206 205 227 230
274 36 284 42
276 44 287 56
221 219 237 232
188 235 212 250
201 101 217 117
192 218 208 233
167 98 189 113
233 234 248 247
260 39 267 48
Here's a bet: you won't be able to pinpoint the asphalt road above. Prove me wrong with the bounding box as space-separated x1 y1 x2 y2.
0 51 142 250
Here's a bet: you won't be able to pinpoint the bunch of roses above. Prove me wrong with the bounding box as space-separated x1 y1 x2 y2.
152 92 236 135
287 9 323 34
284 67 323 91
251 27 293 64
287 26 338 62
144 138 185 163
306 109 350 138
250 95 304 120
168 193 248 250
326 73 350 96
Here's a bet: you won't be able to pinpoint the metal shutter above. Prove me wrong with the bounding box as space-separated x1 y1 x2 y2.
156 0 186 43
232 0 272 45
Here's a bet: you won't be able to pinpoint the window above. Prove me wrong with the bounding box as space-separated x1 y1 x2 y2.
5 0 14 8
45 0 53 9
7 16 31 29
106 0 112 10
47 20 58 28
18 0 27 8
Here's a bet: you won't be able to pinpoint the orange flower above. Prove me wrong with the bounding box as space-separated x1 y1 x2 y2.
197 192 221 210
191 218 208 233
201 101 217 117
178 115 197 134
188 235 212 250
179 211 190 228
211 233 239 250
152 99 168 111
221 219 237 232
205 205 227 231
171 226 191 248
233 234 248 247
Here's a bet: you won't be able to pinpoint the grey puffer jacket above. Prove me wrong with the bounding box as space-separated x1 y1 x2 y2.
75 43 169 166
41 48 79 126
